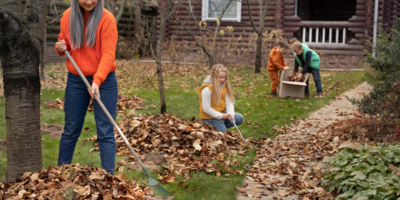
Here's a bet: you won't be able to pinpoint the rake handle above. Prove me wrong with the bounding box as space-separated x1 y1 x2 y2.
229 117 246 143
64 51 146 169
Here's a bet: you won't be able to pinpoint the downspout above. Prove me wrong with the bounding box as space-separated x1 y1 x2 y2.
372 0 379 56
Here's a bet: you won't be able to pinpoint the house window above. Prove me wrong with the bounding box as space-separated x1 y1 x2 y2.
202 0 241 22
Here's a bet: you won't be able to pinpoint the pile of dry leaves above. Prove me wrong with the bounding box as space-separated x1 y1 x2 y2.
0 164 148 200
44 95 145 112
86 114 248 177
287 72 305 82
242 119 352 199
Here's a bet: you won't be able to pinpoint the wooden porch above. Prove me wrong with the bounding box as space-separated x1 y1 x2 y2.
164 0 399 69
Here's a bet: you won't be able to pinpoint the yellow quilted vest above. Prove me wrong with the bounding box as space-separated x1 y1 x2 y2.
198 83 227 119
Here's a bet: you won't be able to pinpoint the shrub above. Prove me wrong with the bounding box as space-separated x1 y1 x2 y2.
321 144 400 200
348 19 400 142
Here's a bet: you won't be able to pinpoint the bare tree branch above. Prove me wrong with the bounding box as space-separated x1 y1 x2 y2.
187 0 206 48
173 0 234 67
150 42 158 62
246 0 270 35
115 0 127 23
246 0 270 73
210 0 233 58
159 0 176 54
246 0 259 34
104 0 112 12
172 14 212 58
260 0 270 32
47 0 62 25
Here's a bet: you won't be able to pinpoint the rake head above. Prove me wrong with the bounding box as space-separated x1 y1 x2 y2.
143 169 177 200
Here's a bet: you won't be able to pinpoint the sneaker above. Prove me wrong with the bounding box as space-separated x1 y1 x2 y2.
270 93 277 97
305 93 310 97
314 92 323 98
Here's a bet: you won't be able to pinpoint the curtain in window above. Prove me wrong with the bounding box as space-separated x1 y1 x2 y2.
208 0 237 18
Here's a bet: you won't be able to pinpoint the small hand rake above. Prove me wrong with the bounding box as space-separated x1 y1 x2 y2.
230 117 246 143
64 51 176 200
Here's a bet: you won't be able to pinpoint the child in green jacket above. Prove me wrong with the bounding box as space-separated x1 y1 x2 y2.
291 42 323 98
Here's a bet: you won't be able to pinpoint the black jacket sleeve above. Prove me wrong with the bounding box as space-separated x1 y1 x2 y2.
301 51 312 74
294 61 299 72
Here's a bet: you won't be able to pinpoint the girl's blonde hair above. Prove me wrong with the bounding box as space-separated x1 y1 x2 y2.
210 64 235 106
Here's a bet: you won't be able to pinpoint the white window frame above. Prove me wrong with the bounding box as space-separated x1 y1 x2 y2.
202 0 242 22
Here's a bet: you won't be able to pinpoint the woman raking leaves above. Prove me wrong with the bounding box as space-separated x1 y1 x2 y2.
55 0 119 174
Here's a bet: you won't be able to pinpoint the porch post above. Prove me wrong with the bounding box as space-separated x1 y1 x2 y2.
275 0 282 29
365 0 373 52
365 0 373 40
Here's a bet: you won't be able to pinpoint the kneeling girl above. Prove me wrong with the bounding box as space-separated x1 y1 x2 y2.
198 64 244 132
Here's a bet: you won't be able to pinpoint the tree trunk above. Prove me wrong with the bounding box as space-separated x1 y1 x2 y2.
134 2 141 37
0 0 50 182
40 37 45 79
133 1 142 55
156 53 167 114
247 0 270 73
209 56 214 69
154 0 168 114
255 33 263 73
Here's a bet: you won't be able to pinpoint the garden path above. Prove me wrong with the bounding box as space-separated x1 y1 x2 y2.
237 82 372 200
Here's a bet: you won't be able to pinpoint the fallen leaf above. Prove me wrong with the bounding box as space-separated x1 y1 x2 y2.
119 159 127 166
161 176 175 183
193 139 202 151
253 193 262 198
235 186 247 193
277 190 291 196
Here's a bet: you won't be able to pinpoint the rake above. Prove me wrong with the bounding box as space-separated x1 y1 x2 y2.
64 51 176 200
230 117 246 143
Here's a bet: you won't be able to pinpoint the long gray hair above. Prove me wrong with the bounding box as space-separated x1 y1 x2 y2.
69 0 104 48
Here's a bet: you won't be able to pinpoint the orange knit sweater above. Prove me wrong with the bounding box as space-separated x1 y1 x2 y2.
55 8 118 87
266 47 287 71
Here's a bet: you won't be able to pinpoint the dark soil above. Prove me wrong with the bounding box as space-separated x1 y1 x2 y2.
41 124 64 139
0 139 6 149
144 152 166 164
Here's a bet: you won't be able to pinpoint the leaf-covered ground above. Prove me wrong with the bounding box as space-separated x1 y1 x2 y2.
0 60 366 199
0 164 150 200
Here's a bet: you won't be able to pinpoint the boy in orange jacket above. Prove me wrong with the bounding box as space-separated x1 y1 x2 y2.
267 40 290 96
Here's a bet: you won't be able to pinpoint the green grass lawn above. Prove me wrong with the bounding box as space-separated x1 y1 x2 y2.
0 60 365 199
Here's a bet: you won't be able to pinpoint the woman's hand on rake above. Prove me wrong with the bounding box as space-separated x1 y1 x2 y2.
56 40 67 53
89 83 100 99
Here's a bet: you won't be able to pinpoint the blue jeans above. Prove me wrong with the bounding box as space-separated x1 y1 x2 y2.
58 72 118 174
305 67 323 94
201 113 244 133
